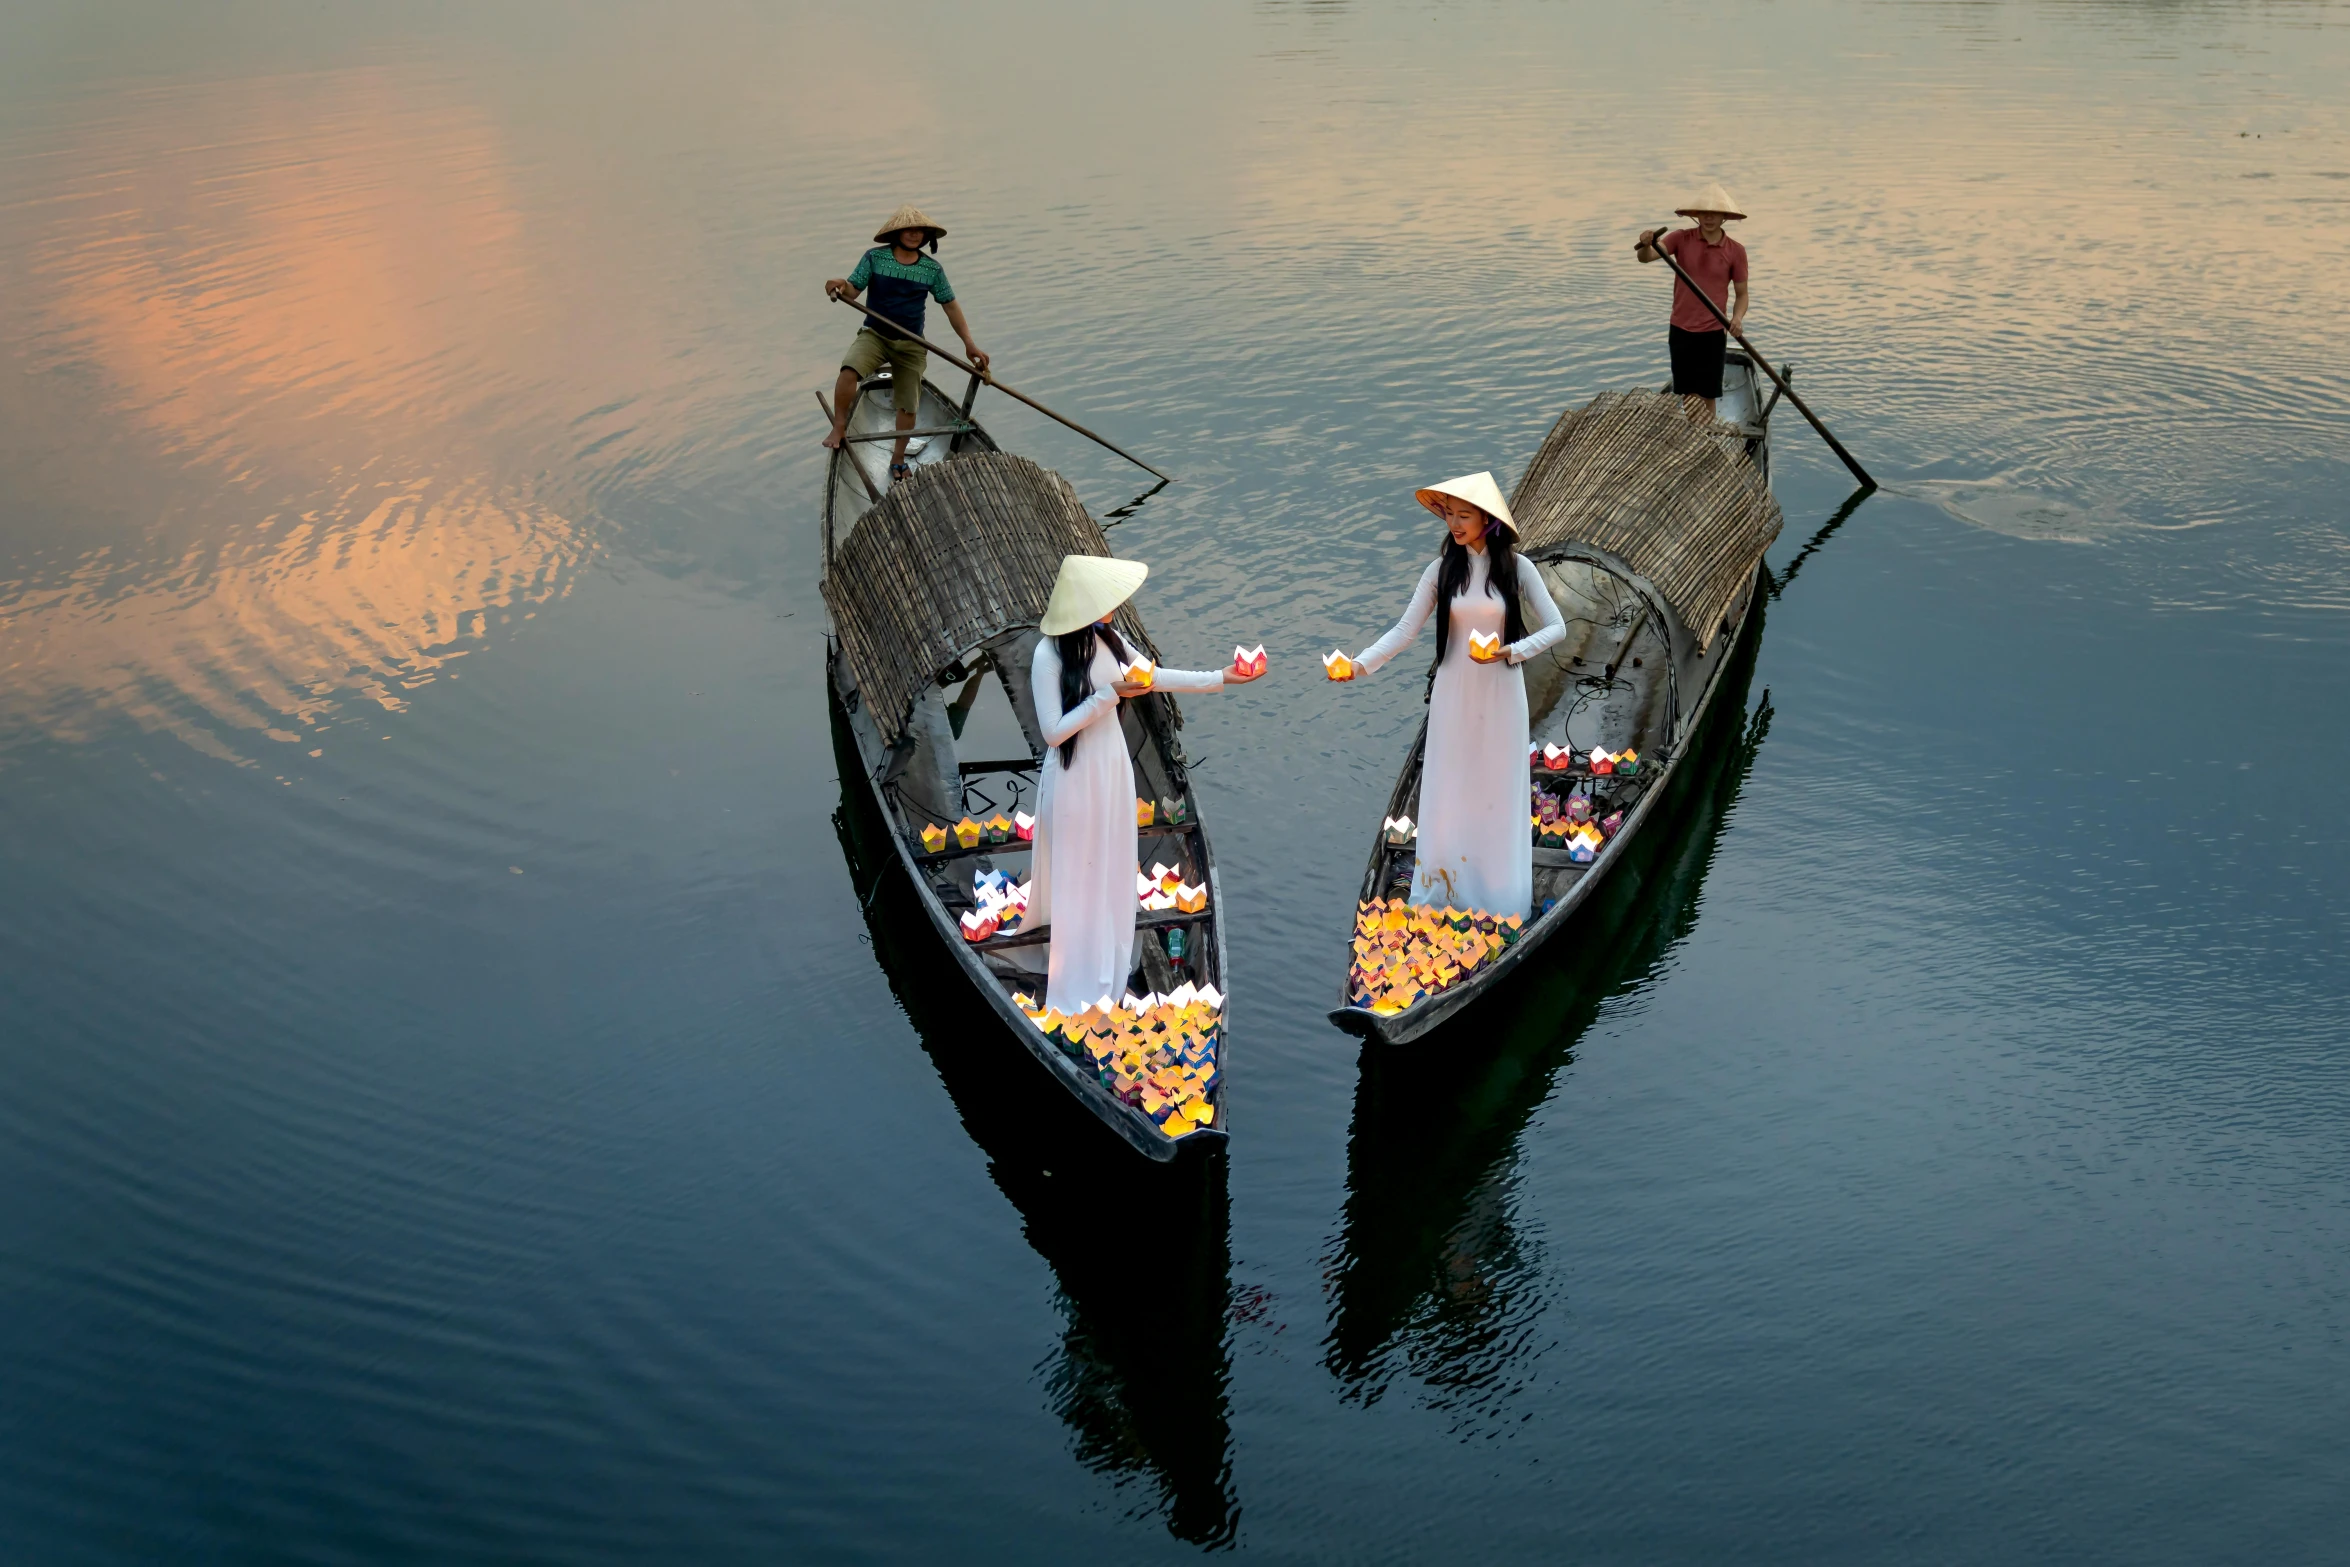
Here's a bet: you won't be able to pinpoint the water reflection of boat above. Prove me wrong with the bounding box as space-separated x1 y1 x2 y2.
1333 379 1781 1044
831 707 1239 1546
1323 599 1768 1402
821 364 1236 1161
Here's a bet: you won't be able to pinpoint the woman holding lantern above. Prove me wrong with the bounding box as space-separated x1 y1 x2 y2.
1028 555 1263 1015
1332 473 1566 917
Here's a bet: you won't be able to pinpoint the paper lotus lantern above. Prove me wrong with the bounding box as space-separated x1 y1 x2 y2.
1322 650 1355 681
1468 630 1504 664
1013 810 1036 842
1155 864 1183 895
1382 814 1416 844
1143 890 1178 913
954 816 983 848
1600 811 1624 836
920 822 949 853
984 814 1013 844
1231 644 1267 678
958 909 998 942
1565 794 1593 824
1175 882 1208 914
1618 750 1640 774
1135 798 1156 827
1542 743 1573 772
1589 749 1617 776
1162 796 1191 826
1121 658 1156 689
1536 793 1560 824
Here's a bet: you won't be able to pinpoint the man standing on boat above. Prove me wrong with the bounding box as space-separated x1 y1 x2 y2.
1634 183 1749 421
821 204 990 483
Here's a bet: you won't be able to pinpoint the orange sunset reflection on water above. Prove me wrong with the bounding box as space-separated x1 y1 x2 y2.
0 66 597 763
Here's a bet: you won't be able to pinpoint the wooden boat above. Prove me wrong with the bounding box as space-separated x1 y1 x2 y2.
1330 378 1783 1045
821 361 1232 1161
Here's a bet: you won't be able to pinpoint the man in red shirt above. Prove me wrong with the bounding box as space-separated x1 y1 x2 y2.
1634 183 1749 420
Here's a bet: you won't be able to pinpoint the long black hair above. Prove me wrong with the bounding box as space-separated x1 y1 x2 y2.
1430 520 1529 668
1053 621 1130 768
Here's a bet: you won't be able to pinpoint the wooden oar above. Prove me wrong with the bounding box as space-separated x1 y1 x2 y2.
831 295 1173 483
1642 222 1876 491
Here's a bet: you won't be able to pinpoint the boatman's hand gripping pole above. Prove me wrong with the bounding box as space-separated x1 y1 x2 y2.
832 295 1173 483
1644 222 1875 491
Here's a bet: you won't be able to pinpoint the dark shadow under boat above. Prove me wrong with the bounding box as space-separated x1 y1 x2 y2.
832 704 1240 1547
1322 600 1770 1406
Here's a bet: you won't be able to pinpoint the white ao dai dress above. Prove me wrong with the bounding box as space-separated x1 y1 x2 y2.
1354 549 1565 916
1028 635 1227 1015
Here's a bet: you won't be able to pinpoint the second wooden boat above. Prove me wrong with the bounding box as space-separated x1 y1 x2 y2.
1330 383 1783 1045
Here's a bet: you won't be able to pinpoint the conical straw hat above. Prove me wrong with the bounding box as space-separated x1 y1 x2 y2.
1040 555 1149 635
1673 182 1746 220
873 204 947 244
1413 471 1517 536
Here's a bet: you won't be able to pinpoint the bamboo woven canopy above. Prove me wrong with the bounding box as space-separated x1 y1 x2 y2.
823 452 1156 745
1510 390 1784 649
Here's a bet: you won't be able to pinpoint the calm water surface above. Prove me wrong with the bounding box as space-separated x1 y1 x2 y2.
4 1 2348 1560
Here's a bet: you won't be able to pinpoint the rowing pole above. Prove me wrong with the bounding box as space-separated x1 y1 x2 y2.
829 294 1173 483
1641 222 1875 491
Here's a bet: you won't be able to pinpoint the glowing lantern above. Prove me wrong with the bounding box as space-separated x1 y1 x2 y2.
1322 650 1355 681
919 822 949 853
1013 810 1036 841
1468 630 1504 664
1121 658 1156 689
954 816 983 848
1231 644 1267 677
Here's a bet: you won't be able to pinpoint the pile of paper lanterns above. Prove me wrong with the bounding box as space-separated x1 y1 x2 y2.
1531 787 1624 862
1529 742 1640 776
923 812 1035 855
1016 982 1225 1139
959 868 1031 941
1137 861 1209 914
1348 899 1522 1015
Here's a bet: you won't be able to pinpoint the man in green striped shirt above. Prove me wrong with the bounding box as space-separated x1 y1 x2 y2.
822 204 990 482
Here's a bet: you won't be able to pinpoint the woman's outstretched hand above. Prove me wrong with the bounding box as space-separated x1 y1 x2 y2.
1112 680 1153 699
1226 666 1264 685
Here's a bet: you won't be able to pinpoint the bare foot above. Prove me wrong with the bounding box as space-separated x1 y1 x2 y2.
821 429 845 449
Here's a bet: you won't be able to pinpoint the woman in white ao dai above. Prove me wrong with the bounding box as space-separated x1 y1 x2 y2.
1025 556 1261 1016
1343 473 1565 917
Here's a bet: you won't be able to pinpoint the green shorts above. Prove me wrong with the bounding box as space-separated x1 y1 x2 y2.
842 328 928 415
